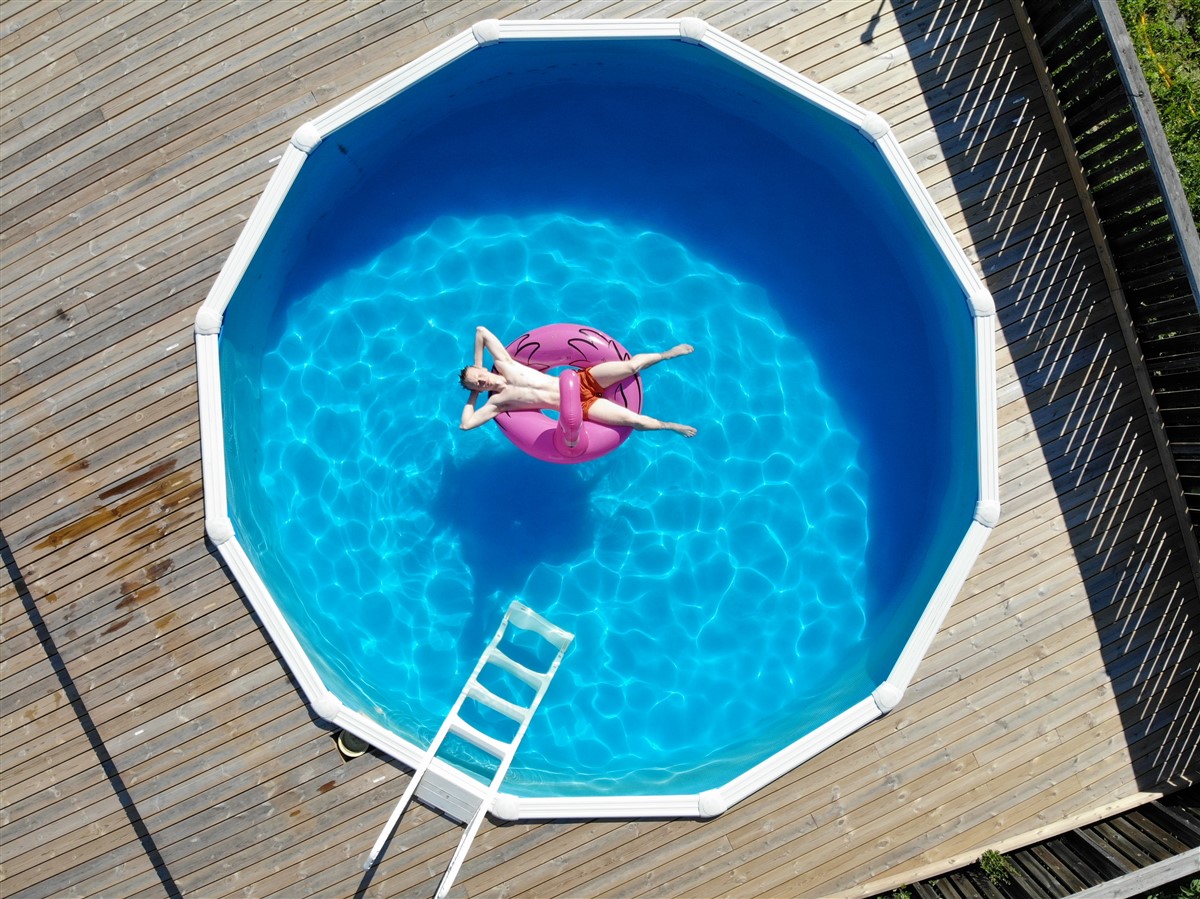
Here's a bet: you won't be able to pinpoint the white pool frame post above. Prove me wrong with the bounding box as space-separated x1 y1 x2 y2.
194 17 999 825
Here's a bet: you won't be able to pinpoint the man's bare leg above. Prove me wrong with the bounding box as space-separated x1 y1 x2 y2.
586 398 697 437
588 344 694 389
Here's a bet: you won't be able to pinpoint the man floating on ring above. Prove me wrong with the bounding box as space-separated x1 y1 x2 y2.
460 325 697 440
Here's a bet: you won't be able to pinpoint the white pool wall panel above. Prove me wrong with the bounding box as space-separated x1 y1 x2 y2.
694 21 880 136
975 315 1002 527
493 18 684 40
194 16 1000 823
194 334 231 544
699 696 884 817
309 30 480 137
196 145 309 332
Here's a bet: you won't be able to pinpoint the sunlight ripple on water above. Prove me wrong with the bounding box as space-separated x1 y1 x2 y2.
256 213 869 792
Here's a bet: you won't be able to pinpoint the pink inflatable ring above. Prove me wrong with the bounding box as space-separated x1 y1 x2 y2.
495 324 644 465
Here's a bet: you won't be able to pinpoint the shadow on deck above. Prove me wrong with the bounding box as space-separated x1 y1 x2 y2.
890 0 1200 793
0 528 184 899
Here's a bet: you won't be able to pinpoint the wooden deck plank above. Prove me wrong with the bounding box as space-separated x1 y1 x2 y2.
0 0 346 264
0 508 212 669
1 577 237 767
5 443 200 566
1 354 196 476
0 1 419 272
0 380 199 516
0 533 216 711
2 647 296 826
5 0 239 128
3 2 1199 897
758 600 1180 888
4 715 327 898
0 0 64 53
1 0 313 194
2 418 200 542
0 0 145 99
1 587 249 815
2 587 255 760
0 640 285 883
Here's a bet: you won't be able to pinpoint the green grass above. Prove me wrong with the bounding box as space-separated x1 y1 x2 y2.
1145 875 1200 899
1119 0 1200 222
978 849 1016 885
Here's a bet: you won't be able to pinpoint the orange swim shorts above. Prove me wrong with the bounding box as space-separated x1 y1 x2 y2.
576 368 604 421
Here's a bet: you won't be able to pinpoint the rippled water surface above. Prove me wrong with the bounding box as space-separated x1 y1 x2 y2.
255 213 871 793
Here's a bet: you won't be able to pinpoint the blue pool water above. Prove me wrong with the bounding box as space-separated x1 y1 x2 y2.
219 38 978 795
257 213 869 791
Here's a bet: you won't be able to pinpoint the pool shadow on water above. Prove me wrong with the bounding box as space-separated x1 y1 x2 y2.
430 451 596 610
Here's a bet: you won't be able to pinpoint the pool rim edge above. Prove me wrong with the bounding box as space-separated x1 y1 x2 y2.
192 15 1000 824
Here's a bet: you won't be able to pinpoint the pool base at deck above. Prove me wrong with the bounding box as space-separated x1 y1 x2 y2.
194 17 999 821
216 515 993 825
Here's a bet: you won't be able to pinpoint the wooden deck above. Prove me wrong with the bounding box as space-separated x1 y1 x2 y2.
2 1 1199 896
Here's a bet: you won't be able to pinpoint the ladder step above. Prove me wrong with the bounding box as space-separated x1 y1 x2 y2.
448 717 509 759
485 647 549 690
507 601 575 650
467 681 530 723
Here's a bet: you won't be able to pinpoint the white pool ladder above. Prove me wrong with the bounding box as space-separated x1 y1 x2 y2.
364 601 574 897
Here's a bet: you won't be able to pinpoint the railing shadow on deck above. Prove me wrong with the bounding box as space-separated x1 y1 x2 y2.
1 528 184 899
887 0 1200 793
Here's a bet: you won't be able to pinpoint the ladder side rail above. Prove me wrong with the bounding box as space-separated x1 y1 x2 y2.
433 635 574 898
364 609 517 870
434 803 491 899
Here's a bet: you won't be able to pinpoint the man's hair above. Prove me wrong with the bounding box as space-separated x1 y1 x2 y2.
459 366 471 390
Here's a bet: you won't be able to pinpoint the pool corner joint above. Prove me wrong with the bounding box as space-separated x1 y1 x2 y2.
205 516 234 546
969 286 997 317
698 789 730 818
291 122 323 154
194 306 222 335
857 111 890 140
472 19 501 46
679 17 708 44
872 681 904 713
975 498 1001 528
311 688 343 722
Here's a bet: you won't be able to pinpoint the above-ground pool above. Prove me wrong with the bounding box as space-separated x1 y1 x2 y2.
195 18 998 822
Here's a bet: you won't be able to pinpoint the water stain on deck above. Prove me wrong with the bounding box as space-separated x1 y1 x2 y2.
98 459 177 501
34 460 183 551
103 614 133 635
54 450 89 473
116 559 174 609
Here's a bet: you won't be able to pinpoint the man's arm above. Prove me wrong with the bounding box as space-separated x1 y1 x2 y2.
460 391 502 430
474 326 511 367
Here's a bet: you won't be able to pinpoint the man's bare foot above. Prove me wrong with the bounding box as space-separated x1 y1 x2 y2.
668 422 698 438
661 344 694 360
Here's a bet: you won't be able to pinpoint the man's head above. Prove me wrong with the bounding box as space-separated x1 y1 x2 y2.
460 365 500 393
